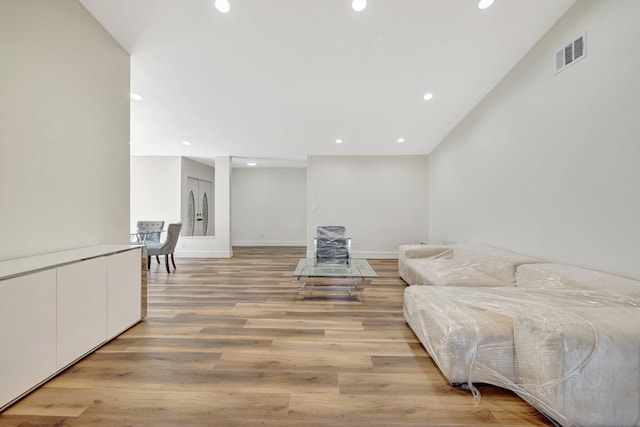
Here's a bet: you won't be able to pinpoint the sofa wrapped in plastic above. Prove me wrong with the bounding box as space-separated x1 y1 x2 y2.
514 306 640 427
398 243 542 286
403 260 640 426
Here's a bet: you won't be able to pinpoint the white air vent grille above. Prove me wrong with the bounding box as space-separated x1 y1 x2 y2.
555 32 586 73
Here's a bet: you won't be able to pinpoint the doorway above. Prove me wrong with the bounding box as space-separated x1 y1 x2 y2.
186 177 214 236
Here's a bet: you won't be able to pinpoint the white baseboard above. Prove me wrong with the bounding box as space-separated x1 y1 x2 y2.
174 248 397 259
353 251 398 259
306 250 398 259
174 250 233 258
232 240 306 247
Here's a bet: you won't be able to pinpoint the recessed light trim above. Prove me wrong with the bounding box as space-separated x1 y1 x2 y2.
130 93 142 101
478 0 494 10
423 92 434 101
352 0 367 12
336 139 343 144
215 0 230 13
182 140 191 146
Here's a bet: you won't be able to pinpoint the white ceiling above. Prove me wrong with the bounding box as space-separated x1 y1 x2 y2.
80 0 575 167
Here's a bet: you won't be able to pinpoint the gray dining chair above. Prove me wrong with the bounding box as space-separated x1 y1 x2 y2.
146 223 182 273
136 220 165 243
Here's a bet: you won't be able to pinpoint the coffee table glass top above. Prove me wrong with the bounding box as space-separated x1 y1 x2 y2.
293 258 377 278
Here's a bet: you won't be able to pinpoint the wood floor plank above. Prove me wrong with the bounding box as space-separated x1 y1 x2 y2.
341 372 433 394
244 318 364 331
0 246 552 426
324 328 419 342
5 388 291 421
216 351 374 372
288 392 510 425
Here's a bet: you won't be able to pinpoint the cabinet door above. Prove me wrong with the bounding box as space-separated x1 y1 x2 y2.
0 270 57 409
107 250 142 339
57 257 107 369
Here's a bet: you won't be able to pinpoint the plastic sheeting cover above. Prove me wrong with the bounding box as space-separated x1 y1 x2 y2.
398 243 542 287
403 253 640 427
315 226 351 265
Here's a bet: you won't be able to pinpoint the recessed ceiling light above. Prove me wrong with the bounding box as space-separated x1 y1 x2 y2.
397 138 405 143
247 162 257 167
182 140 191 146
130 93 142 101
478 0 494 10
336 139 343 144
215 0 230 13
423 92 434 101
352 0 367 12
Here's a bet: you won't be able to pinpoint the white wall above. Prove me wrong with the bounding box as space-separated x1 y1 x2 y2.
130 156 232 257
0 0 130 261
307 156 429 258
428 0 640 279
178 156 231 257
130 156 182 231
232 168 306 246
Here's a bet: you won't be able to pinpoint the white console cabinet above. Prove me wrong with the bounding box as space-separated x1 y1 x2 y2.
57 257 108 369
107 250 142 339
0 270 57 409
0 245 143 411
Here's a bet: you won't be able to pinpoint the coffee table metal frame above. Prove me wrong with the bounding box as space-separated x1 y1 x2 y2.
291 258 377 299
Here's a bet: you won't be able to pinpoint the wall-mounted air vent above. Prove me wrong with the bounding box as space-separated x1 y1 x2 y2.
555 32 587 74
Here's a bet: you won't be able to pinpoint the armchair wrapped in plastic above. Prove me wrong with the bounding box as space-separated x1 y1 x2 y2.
314 226 351 266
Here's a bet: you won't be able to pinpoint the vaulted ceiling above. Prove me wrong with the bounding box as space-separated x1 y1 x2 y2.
80 0 575 167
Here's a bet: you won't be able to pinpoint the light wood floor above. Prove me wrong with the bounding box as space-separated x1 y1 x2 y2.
0 247 552 426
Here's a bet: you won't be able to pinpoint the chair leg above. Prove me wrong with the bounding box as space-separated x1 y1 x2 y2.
171 253 176 269
156 255 160 264
165 254 170 273
147 256 151 270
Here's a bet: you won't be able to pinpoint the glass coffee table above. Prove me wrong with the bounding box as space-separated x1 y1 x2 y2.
291 258 377 299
